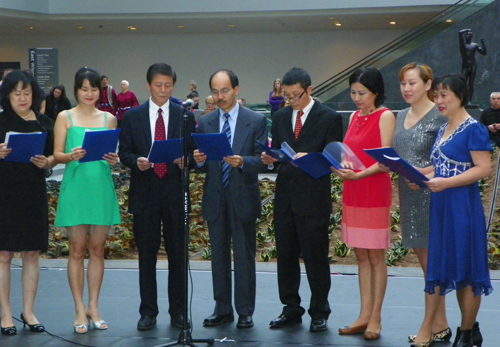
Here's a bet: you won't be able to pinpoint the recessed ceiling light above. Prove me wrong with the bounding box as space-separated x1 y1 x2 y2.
335 23 342 27
178 25 184 29
130 27 136 30
77 26 83 30
329 17 334 20
446 19 452 23
228 24 235 28
390 21 396 25
29 26 34 30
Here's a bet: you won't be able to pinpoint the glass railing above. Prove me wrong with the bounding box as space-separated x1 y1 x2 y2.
313 0 495 104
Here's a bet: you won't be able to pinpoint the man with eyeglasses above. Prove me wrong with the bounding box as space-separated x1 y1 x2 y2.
194 69 267 329
261 67 343 333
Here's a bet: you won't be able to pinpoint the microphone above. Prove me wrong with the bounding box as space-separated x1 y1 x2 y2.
181 99 195 107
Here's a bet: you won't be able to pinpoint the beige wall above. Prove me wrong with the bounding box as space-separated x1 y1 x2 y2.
1 29 407 105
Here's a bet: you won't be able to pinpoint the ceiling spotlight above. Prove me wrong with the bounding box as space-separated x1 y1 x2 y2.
130 27 136 30
29 26 34 30
329 17 334 20
228 24 235 28
335 23 341 27
446 19 452 23
77 26 83 30
178 25 184 29
389 21 396 25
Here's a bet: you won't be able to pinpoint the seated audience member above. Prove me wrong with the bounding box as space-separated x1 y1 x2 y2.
237 98 247 108
187 92 200 110
479 92 500 146
199 95 216 117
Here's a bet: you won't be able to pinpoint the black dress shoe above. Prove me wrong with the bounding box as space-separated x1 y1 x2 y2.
310 318 327 333
203 314 234 327
269 314 302 329
237 315 254 329
170 314 191 329
137 315 157 331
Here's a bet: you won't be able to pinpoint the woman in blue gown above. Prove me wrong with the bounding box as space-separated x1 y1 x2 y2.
410 74 492 347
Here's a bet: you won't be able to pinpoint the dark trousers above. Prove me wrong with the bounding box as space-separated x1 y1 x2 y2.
207 187 256 316
133 176 185 318
274 210 331 319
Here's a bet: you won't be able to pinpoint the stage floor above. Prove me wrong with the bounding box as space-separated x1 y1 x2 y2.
1 260 499 347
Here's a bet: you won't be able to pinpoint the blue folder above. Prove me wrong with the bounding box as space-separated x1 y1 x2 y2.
79 128 121 163
4 132 47 163
147 138 184 163
192 133 233 161
256 140 292 162
364 147 429 188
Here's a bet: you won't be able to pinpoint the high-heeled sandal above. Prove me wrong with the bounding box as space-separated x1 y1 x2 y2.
1 326 17 336
20 313 45 332
73 323 88 334
409 327 452 342
410 336 434 347
86 311 108 330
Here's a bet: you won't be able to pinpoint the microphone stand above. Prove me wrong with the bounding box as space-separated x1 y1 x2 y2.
162 106 214 347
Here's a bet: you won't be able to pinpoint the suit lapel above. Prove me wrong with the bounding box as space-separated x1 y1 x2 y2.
282 107 295 145
232 109 250 155
167 103 180 139
141 102 152 145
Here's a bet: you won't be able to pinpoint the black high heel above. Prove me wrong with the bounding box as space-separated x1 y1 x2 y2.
1 326 17 336
20 313 45 332
472 322 483 347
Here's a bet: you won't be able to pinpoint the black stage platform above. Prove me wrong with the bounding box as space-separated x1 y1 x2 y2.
1 261 499 347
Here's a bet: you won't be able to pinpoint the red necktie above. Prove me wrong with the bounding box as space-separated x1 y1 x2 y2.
153 108 168 178
294 110 304 140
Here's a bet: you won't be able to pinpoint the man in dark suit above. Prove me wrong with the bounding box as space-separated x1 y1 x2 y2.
194 69 267 329
118 63 195 331
261 67 343 333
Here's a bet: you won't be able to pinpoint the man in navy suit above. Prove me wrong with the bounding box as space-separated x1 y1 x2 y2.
262 67 343 333
118 63 195 331
194 69 267 329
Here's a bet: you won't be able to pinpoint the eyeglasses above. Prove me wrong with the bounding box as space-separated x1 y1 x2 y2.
211 88 232 97
283 90 306 101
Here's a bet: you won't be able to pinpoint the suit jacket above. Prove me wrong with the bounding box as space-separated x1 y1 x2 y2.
118 100 196 215
271 102 343 216
196 107 267 223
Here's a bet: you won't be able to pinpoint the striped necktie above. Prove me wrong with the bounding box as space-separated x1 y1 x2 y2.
221 113 231 188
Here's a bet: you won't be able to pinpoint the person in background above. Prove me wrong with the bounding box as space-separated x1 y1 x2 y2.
332 67 395 341
411 74 492 347
0 68 14 111
44 84 72 122
262 67 343 333
199 95 216 117
115 80 139 128
97 75 117 115
53 67 120 334
237 98 247 108
0 70 55 336
188 80 199 109
269 78 283 117
194 69 267 330
187 92 200 110
388 63 449 346
479 92 500 147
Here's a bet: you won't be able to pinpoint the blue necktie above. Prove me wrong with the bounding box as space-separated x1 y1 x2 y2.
221 113 231 188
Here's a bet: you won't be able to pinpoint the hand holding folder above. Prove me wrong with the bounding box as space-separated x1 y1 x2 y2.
363 147 429 188
147 138 184 163
192 133 233 161
292 142 365 179
79 128 121 163
3 131 47 163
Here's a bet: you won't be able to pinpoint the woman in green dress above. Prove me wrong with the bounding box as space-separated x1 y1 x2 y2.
54 67 120 334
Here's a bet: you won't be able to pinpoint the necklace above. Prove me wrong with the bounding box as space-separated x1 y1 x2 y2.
20 110 33 119
354 109 374 127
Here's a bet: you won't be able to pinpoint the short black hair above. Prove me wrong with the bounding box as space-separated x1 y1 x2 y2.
349 67 386 107
209 69 239 89
100 75 108 80
432 74 469 107
281 67 312 90
0 69 45 112
74 67 102 102
146 63 177 85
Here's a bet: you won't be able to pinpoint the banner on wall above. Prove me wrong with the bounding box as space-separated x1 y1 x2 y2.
28 48 59 94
